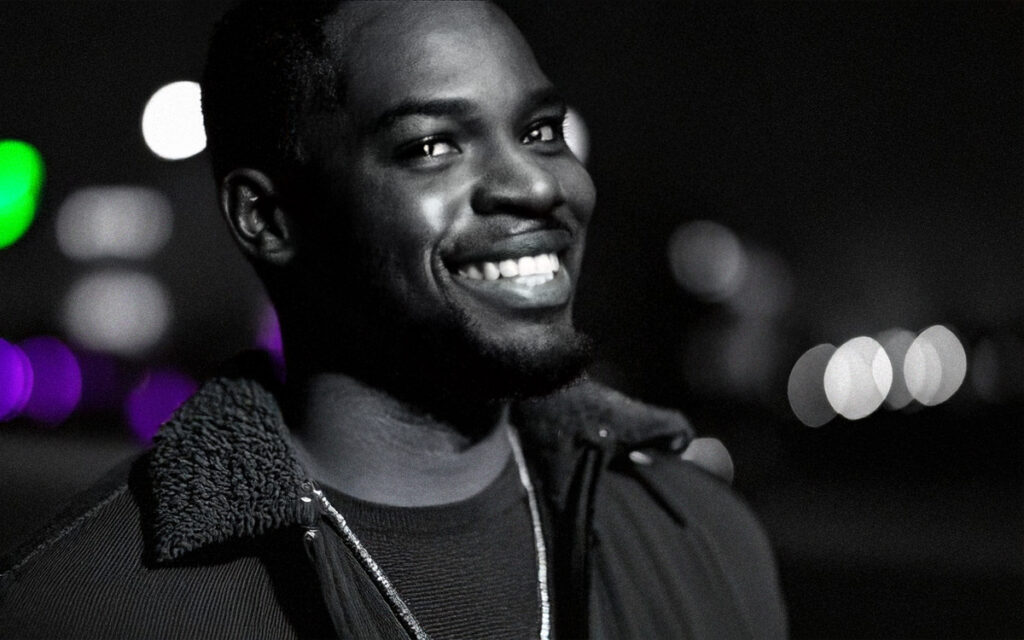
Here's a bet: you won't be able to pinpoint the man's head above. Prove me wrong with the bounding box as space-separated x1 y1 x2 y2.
203 1 596 409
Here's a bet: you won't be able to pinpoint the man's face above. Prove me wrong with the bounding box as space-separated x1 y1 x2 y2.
295 1 595 401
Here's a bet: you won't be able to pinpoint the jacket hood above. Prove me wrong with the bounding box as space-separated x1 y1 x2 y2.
147 352 693 563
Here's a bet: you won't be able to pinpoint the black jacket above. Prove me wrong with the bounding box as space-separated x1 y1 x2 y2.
0 359 786 639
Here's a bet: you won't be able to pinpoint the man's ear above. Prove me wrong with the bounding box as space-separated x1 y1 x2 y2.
219 168 297 267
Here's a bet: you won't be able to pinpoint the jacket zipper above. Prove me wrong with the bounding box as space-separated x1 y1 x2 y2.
302 481 429 640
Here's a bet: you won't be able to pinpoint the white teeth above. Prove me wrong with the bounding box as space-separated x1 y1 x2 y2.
498 259 519 278
457 252 561 281
535 254 552 273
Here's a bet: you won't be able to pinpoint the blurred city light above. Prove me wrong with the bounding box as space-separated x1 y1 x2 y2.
0 139 44 249
905 325 966 406
124 369 197 442
62 270 172 357
877 328 916 410
564 107 590 164
141 81 206 160
788 343 838 427
256 302 283 357
75 350 123 412
971 333 1024 404
668 220 747 301
256 302 286 381
726 246 794 318
824 336 892 420
0 338 33 420
682 318 783 400
19 336 81 425
56 185 172 260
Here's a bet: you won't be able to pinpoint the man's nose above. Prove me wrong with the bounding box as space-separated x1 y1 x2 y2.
470 145 563 217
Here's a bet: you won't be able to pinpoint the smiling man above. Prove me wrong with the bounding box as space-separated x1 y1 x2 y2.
0 2 785 639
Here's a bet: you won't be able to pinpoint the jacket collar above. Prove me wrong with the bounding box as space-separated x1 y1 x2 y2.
147 353 693 563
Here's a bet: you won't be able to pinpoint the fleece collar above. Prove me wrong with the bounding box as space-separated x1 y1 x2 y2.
147 354 693 563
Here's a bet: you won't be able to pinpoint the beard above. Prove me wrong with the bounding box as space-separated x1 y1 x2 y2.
282 254 593 423
345 288 593 416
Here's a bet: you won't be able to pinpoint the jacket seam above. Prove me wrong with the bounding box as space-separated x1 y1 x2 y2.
2 483 129 578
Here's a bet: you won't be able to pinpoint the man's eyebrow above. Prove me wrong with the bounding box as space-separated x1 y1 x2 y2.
525 87 567 113
369 88 567 134
370 98 477 133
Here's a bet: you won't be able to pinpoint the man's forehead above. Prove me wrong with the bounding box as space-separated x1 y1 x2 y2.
323 1 518 64
320 1 546 109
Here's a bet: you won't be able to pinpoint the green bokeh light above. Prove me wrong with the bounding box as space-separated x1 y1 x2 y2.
0 140 45 249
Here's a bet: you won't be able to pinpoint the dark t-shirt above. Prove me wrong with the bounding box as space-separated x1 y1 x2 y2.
322 459 539 640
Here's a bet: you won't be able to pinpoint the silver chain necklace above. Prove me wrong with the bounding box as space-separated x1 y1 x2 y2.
311 426 551 640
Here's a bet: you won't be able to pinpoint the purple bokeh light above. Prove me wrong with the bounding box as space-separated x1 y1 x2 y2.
124 369 197 443
0 338 33 420
256 302 285 381
256 303 283 356
19 336 82 425
75 350 123 411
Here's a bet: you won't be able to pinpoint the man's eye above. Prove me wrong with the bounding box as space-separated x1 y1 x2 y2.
521 121 562 145
399 138 460 161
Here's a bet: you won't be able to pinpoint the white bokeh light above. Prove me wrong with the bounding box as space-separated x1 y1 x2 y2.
63 270 172 357
905 325 967 406
56 186 172 261
788 344 838 427
824 336 892 420
141 81 207 160
667 220 747 301
564 107 590 164
877 328 916 410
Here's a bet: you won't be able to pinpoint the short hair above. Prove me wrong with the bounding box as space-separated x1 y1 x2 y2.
201 0 344 186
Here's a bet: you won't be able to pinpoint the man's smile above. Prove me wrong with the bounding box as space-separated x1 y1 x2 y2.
450 254 571 310
443 228 575 311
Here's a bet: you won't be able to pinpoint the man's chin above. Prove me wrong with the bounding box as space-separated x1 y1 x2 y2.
372 322 593 416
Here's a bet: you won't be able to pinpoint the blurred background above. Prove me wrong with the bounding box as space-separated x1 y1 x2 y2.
0 1 1020 637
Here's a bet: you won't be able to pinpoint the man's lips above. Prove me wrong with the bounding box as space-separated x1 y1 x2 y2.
444 229 572 268
442 229 575 311
449 262 572 310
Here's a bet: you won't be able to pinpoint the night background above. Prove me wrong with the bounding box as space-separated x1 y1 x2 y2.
1 2 1021 638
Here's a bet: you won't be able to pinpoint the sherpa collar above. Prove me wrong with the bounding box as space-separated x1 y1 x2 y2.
147 354 693 563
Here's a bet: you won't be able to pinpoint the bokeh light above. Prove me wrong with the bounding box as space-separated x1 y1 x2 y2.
256 302 286 381
682 318 783 401
75 350 123 412
877 328 916 410
62 270 172 357
124 369 197 442
788 344 838 427
727 246 794 318
564 107 590 164
0 139 44 249
19 336 81 425
0 338 33 420
668 220 747 301
256 302 283 357
824 336 892 420
971 333 1024 404
141 81 206 160
905 325 967 406
56 185 172 260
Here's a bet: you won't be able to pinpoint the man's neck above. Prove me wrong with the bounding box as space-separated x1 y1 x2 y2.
285 372 512 507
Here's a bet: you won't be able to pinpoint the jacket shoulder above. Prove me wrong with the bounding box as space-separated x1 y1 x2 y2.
0 456 138 580
593 454 788 639
0 456 299 639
